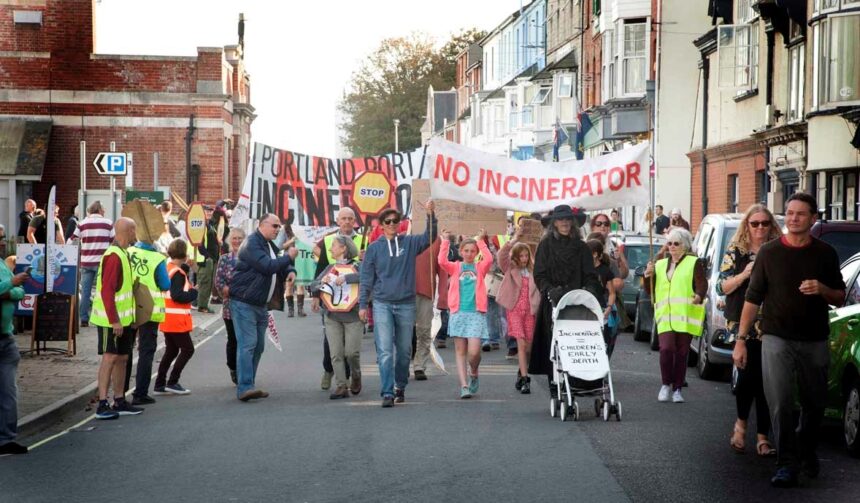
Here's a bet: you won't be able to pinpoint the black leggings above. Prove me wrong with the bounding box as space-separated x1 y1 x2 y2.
155 332 195 387
735 339 771 436
224 318 237 372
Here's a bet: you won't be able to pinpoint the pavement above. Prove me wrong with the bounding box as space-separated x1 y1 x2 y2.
2 309 859 502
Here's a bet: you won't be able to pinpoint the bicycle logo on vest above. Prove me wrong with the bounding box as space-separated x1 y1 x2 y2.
129 253 151 277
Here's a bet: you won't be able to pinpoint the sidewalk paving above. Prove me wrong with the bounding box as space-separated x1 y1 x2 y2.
14 306 226 437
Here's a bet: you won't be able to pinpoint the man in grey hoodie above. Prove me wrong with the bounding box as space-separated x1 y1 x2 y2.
359 200 436 408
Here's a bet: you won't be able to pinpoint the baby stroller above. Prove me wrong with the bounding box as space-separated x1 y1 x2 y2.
548 290 622 422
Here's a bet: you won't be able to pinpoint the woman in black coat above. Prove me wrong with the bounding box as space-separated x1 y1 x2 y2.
528 205 602 378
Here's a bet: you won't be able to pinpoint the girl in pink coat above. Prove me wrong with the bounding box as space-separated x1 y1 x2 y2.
439 229 493 399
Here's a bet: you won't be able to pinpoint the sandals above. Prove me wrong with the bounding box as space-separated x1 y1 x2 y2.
756 439 776 457
730 421 746 454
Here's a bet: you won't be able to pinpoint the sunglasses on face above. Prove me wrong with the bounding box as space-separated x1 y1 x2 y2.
269 223 282 229
593 221 609 227
667 241 681 247
383 218 400 225
748 220 771 228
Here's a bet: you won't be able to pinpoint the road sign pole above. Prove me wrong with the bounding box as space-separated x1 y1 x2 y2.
153 152 159 190
110 142 116 220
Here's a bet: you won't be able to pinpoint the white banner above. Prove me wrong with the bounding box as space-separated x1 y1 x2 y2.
426 138 650 212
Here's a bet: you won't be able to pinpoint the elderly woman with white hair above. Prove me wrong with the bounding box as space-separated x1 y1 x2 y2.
644 228 707 403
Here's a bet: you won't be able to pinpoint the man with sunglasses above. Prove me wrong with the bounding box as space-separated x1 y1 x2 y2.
359 201 436 408
229 214 298 402
736 193 845 488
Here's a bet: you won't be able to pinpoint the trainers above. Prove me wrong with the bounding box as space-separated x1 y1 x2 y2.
414 369 427 381
381 395 395 408
521 377 531 395
80 321 89 328
257 390 270 398
131 395 156 406
468 375 479 395
321 372 333 391
491 342 500 350
394 388 405 404
658 385 671 402
112 399 144 416
95 400 119 420
0 441 28 455
515 374 524 391
481 343 491 352
672 389 684 403
230 370 237 385
506 348 518 360
460 386 472 399
770 467 799 488
239 389 264 402
166 383 191 395
350 374 362 395
435 340 447 349
329 386 349 399
153 386 169 396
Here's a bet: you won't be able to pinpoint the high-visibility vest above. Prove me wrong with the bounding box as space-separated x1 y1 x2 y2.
91 246 135 328
496 235 511 248
128 245 167 323
160 262 193 333
324 232 365 264
654 255 706 337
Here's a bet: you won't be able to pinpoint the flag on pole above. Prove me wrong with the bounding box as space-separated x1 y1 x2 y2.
574 97 593 161
552 118 569 162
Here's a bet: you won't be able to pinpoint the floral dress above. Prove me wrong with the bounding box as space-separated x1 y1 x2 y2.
717 243 762 342
214 252 238 320
506 269 535 342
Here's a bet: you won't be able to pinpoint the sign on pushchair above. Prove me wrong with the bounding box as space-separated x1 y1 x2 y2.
554 320 609 382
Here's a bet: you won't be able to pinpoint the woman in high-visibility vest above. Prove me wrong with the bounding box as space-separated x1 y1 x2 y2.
154 238 199 395
644 228 707 404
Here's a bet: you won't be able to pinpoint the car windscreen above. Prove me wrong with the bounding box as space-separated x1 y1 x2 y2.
819 231 860 264
625 244 664 270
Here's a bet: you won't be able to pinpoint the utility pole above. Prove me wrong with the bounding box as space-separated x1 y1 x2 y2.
393 119 400 152
185 114 196 202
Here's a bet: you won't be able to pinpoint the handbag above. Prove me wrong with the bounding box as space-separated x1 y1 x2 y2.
485 272 504 298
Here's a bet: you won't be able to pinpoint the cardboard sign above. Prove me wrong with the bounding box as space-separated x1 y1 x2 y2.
411 179 507 237
185 202 206 246
553 319 609 381
318 263 360 312
518 218 543 246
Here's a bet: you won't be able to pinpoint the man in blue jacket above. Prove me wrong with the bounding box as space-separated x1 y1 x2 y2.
360 200 436 408
229 213 297 402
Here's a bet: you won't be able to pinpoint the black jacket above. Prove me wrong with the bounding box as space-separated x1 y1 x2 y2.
229 230 295 308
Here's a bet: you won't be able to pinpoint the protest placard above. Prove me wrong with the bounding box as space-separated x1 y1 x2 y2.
518 218 543 247
411 179 507 236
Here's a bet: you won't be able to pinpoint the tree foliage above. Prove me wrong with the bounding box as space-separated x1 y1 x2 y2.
339 29 485 157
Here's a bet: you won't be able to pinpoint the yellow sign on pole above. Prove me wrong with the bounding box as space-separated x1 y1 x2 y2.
351 171 394 216
186 202 206 246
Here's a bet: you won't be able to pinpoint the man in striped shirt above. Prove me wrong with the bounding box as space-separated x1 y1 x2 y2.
70 201 113 327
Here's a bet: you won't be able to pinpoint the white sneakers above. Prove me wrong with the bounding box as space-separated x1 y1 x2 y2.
657 385 685 403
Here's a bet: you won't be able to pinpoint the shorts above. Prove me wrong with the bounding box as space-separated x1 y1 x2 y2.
97 325 135 355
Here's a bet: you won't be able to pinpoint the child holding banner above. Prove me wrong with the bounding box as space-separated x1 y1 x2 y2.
439 230 493 399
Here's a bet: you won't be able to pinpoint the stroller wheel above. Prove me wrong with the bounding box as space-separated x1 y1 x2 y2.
572 402 580 421
602 401 610 422
560 402 568 422
594 399 601 417
550 398 559 418
615 401 623 421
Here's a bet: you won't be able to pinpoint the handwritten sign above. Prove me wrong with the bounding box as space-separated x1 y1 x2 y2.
518 218 543 252
411 179 507 237
553 319 609 381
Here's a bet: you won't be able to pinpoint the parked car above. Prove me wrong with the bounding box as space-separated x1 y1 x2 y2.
609 232 666 320
687 213 784 380
828 251 860 456
811 220 860 264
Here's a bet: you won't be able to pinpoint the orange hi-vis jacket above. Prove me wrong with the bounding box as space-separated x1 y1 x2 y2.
160 262 193 333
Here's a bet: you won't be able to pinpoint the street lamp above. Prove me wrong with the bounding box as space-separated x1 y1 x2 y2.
393 119 400 152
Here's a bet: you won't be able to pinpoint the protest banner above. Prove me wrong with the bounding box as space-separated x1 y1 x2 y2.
231 143 428 233
15 244 79 315
411 179 507 237
427 138 650 213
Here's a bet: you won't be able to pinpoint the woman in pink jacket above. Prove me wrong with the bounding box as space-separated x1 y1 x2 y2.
439 229 493 399
497 227 541 394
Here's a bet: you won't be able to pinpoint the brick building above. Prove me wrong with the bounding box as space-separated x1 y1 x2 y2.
0 0 254 231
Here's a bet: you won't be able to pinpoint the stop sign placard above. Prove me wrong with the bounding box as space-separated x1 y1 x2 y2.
185 202 207 246
351 171 394 216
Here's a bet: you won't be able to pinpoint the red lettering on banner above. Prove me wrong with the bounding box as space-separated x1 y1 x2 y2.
562 177 577 199
578 175 593 197
608 167 625 191
593 169 606 195
434 155 453 181
453 161 470 187
527 178 545 201
503 176 519 198
547 178 560 200
626 162 641 187
486 169 502 195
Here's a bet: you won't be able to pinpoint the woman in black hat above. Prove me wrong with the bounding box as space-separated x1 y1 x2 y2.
529 205 602 381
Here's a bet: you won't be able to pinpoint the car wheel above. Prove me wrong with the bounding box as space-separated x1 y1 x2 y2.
633 303 646 342
697 330 719 381
845 378 860 457
650 317 659 351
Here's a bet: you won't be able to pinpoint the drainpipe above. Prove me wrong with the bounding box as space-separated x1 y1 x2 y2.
185 114 196 203
701 58 709 218
763 27 776 206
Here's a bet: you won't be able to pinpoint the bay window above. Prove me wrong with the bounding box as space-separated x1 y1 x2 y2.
814 14 860 107
622 21 646 94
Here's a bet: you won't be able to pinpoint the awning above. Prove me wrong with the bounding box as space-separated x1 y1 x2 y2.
531 50 577 81
0 118 51 177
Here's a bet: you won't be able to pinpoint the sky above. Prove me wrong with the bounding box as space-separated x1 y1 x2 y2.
95 0 527 158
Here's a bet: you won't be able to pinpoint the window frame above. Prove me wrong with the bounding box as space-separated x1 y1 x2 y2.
787 42 805 122
530 86 552 105
717 23 760 92
558 73 573 98
729 174 740 213
813 13 860 109
622 20 647 96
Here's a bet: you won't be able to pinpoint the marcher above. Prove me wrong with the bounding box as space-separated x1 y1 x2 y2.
27 205 64 244
587 239 618 358
194 205 219 314
644 228 706 404
215 227 246 385
64 206 79 244
311 236 362 399
735 193 845 488
439 230 492 399
654 205 670 235
127 231 170 405
413 237 444 381
229 214 297 402
91 217 143 419
359 201 436 408
0 263 28 455
497 230 540 394
315 208 366 389
609 209 623 232
529 205 601 384
17 199 35 239
435 233 461 349
69 201 113 327
718 204 782 457
154 239 198 395
668 208 691 232
588 213 630 331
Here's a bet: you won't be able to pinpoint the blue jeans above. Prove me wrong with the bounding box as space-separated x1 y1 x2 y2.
485 298 502 344
231 300 269 397
373 301 415 398
79 266 98 323
0 336 20 445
